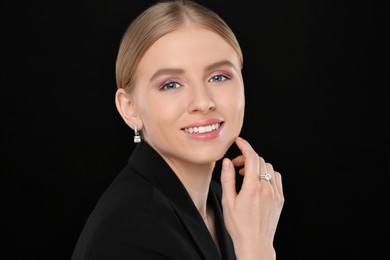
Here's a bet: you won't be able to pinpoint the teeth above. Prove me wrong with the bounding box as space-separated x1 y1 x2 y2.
184 123 220 134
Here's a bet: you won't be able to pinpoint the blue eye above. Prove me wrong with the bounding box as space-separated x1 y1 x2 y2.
209 74 228 83
161 81 182 90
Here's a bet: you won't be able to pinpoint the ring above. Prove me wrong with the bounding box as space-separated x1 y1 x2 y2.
259 173 272 181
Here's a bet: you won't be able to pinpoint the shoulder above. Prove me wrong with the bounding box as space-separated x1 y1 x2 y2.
83 164 177 232
72 165 197 259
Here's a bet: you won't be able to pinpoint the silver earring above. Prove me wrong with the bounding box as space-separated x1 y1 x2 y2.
134 125 141 143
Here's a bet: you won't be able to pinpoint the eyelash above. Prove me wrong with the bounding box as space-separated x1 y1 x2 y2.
160 81 182 91
159 73 231 91
209 74 230 83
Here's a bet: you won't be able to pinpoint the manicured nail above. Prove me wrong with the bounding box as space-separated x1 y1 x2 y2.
222 158 230 170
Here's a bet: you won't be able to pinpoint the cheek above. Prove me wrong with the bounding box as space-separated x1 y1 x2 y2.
217 94 245 133
226 89 245 128
138 95 185 130
220 87 245 113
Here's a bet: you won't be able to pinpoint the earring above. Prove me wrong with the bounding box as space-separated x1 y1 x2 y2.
134 124 141 143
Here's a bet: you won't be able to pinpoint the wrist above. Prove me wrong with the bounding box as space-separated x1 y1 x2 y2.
234 243 276 260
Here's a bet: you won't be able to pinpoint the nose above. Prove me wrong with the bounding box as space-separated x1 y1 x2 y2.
188 84 216 114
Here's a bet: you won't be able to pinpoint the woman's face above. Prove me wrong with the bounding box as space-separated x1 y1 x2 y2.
132 25 245 165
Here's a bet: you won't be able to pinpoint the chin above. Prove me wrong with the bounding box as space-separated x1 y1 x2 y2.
190 141 232 164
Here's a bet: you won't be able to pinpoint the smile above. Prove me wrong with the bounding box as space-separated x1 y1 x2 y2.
183 123 221 134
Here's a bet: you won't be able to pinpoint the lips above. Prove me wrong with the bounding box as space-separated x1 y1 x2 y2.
181 119 224 141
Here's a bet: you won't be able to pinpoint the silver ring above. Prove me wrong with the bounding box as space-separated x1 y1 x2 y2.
259 173 272 181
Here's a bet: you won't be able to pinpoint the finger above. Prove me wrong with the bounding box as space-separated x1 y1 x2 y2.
220 158 237 207
232 155 245 176
237 157 273 179
231 155 245 167
273 171 284 199
258 156 272 187
265 162 276 189
235 137 260 188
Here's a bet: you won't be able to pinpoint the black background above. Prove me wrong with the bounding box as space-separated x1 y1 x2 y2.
2 0 389 259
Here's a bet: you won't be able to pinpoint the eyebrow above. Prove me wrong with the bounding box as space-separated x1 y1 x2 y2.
149 60 237 82
205 60 236 73
150 68 185 82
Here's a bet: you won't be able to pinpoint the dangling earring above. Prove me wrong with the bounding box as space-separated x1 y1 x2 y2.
134 124 141 143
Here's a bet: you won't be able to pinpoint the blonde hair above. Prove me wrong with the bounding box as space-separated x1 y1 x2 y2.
115 0 243 91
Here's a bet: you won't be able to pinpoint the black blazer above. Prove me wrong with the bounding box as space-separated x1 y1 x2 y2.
71 143 236 260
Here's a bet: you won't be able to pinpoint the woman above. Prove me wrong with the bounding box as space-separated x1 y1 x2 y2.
71 0 284 259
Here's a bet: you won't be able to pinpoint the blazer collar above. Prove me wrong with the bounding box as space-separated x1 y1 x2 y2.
128 143 235 259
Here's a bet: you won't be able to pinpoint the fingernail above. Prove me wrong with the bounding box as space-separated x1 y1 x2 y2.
222 158 230 170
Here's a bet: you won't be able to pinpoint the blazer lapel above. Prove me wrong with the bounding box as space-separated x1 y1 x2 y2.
129 143 222 259
209 182 237 260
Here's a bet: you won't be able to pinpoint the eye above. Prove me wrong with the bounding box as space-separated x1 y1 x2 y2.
160 81 182 91
209 74 229 83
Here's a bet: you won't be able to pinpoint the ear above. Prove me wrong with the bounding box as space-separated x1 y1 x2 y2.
115 88 143 130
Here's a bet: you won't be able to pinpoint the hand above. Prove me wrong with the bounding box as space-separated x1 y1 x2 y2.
220 137 284 260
